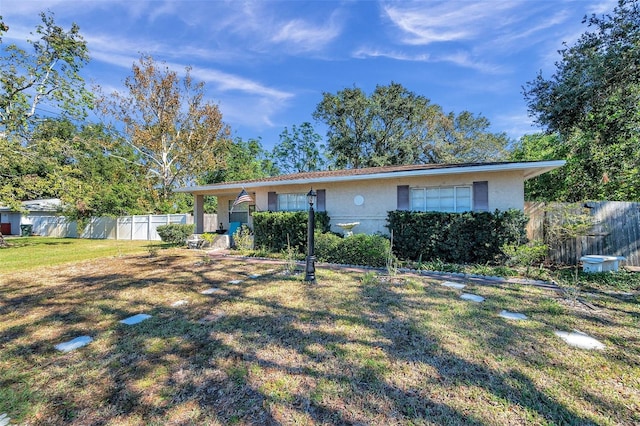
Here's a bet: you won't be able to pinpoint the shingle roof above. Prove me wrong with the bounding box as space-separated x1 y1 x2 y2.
214 162 500 185
177 160 565 194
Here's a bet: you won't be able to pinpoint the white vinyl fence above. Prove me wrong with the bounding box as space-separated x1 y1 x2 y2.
28 214 217 241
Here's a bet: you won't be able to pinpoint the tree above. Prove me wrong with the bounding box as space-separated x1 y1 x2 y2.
0 11 91 138
1 119 152 220
314 82 508 168
522 0 640 201
96 55 231 205
271 122 326 174
202 136 277 184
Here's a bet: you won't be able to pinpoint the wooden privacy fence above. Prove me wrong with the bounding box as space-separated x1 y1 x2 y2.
525 201 640 267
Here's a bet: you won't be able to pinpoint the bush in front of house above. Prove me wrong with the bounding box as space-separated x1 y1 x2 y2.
315 232 390 268
387 209 527 264
156 224 196 245
253 211 330 252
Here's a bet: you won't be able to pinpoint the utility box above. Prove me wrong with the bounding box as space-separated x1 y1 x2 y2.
580 255 625 273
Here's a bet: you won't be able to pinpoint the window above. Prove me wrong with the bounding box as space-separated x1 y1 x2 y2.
229 200 249 224
410 186 472 212
277 193 308 211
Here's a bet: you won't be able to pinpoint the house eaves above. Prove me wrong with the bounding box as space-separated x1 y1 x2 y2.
177 160 566 195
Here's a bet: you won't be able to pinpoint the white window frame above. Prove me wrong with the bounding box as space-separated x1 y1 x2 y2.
277 193 307 212
410 186 472 213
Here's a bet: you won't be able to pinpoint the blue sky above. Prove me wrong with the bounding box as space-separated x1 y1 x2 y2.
2 0 618 150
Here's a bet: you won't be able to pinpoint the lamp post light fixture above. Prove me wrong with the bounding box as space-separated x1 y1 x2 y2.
305 188 317 282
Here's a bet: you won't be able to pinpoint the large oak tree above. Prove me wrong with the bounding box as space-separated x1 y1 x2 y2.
522 0 640 201
313 82 509 168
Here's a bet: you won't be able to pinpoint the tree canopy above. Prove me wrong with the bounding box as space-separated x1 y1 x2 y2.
96 55 231 205
0 12 92 139
313 82 509 168
271 122 326 174
522 0 640 201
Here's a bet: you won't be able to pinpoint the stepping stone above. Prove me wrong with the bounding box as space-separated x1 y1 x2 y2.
120 314 152 325
55 335 93 352
201 288 221 294
229 280 243 285
441 281 466 290
460 293 485 302
0 413 10 426
499 310 528 320
249 273 261 279
171 300 188 307
199 311 226 323
554 330 605 350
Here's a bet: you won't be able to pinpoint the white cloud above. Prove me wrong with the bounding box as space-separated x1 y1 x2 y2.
383 1 519 45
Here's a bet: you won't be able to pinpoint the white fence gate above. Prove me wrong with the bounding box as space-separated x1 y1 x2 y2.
28 214 218 241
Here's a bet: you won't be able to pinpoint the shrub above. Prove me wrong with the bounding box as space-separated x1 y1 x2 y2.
156 224 195 245
232 224 253 251
253 211 330 253
315 233 390 268
387 209 527 264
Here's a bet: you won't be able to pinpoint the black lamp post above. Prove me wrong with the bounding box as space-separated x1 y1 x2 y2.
305 188 317 282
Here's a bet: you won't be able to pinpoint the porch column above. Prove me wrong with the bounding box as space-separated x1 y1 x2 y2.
194 194 204 234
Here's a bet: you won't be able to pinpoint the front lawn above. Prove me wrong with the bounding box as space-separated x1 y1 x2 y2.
0 237 154 273
0 246 638 424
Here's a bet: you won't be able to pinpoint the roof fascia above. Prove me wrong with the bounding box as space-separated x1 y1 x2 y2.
177 160 566 194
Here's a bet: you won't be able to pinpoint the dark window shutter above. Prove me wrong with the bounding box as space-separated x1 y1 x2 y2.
397 185 410 210
267 191 277 211
473 181 489 212
316 189 326 212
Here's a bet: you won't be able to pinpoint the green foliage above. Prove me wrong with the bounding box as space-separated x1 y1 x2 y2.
0 11 92 137
252 211 330 252
502 240 548 274
315 233 391 268
202 136 277 184
271 122 326 173
232 224 253 251
156 224 195 245
387 209 527 264
522 0 640 201
313 81 509 168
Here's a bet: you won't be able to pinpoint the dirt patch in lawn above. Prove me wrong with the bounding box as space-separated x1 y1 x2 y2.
1 248 639 425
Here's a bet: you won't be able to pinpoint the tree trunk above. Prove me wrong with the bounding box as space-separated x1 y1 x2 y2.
0 231 8 248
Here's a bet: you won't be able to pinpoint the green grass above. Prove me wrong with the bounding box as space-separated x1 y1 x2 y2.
0 244 639 425
0 237 154 272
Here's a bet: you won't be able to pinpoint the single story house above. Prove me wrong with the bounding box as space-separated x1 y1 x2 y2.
177 160 565 236
0 198 62 235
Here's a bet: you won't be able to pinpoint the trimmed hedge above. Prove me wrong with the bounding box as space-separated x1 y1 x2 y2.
387 209 527 264
315 232 390 268
253 211 330 252
156 224 196 245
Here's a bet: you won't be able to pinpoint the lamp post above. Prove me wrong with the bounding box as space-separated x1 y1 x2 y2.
305 188 317 282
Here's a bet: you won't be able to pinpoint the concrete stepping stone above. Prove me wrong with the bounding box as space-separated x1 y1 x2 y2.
171 300 188 307
201 288 221 294
554 330 605 350
499 310 528 320
120 313 152 325
249 273 261 279
0 413 10 426
55 335 93 352
199 311 226 323
441 281 466 290
460 293 485 302
229 279 243 284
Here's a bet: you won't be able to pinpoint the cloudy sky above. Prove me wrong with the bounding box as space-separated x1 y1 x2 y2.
1 0 617 149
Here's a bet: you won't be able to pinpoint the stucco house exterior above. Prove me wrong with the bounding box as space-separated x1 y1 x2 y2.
177 160 565 236
0 198 62 235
